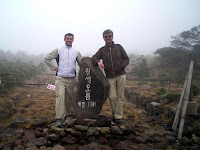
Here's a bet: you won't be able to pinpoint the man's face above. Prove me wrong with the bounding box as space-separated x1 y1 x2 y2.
103 33 113 44
64 35 73 46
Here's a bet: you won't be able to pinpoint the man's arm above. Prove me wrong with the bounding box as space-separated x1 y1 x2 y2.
120 45 129 69
44 48 58 71
91 48 103 65
92 48 105 69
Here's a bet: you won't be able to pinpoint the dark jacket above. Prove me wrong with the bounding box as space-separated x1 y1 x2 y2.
92 42 129 78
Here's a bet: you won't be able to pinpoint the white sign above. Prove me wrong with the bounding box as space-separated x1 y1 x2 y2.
85 67 91 101
77 67 97 108
78 101 85 108
88 101 96 107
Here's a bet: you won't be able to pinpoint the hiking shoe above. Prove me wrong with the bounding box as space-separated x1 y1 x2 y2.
114 119 122 124
55 119 63 127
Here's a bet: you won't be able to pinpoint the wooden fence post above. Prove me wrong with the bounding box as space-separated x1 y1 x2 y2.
178 61 194 139
172 74 188 131
172 61 194 140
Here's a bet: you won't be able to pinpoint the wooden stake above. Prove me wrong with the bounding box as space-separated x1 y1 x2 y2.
178 61 194 139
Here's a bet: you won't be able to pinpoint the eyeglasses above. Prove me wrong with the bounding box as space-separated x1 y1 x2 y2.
104 35 112 38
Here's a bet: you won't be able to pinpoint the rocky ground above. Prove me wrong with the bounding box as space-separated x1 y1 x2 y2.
0 75 200 149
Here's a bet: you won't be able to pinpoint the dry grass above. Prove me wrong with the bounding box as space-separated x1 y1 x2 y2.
0 75 56 128
0 74 199 134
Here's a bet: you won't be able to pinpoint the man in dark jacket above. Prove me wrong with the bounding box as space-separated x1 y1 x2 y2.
92 29 129 124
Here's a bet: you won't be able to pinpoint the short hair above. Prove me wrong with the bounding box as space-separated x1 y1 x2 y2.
103 29 113 37
64 33 74 40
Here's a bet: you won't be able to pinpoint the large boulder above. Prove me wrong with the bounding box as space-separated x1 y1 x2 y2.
74 57 109 119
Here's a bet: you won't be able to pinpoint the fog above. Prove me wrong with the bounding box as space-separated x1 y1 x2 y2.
0 0 200 56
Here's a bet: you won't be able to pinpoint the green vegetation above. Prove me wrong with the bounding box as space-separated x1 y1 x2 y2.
153 25 200 80
192 45 200 81
0 84 9 96
137 81 148 88
150 82 157 88
0 99 16 121
170 25 200 50
193 84 200 96
156 88 166 95
165 93 181 102
0 59 46 97
133 55 151 79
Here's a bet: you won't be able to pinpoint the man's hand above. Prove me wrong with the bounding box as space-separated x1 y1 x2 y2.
55 67 59 72
98 62 104 69
81 56 86 59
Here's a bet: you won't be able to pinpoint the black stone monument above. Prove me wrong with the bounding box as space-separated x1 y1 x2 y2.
74 57 110 119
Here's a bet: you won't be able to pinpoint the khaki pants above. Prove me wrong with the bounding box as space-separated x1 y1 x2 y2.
55 76 75 119
107 74 126 119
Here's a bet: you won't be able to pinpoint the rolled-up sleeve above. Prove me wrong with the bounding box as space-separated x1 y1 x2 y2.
44 49 58 71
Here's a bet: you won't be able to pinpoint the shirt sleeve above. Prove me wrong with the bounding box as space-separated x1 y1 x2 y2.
120 45 129 69
91 48 102 66
44 48 58 71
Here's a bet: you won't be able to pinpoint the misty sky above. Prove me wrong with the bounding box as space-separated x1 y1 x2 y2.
0 0 200 56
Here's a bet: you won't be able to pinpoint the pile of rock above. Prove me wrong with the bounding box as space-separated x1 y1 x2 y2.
1 115 193 150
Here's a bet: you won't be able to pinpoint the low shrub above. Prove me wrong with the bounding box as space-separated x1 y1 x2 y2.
165 93 181 102
193 84 200 96
156 88 166 95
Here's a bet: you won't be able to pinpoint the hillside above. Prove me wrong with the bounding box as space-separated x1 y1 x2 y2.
0 73 200 149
